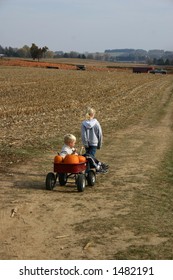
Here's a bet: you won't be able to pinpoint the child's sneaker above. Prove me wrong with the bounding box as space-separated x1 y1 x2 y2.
101 163 109 170
96 166 108 174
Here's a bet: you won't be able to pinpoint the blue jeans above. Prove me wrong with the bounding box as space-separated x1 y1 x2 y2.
85 146 97 157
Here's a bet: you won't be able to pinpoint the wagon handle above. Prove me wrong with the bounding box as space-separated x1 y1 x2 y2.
79 146 85 155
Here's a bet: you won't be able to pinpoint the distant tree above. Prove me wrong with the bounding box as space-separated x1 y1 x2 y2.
0 45 4 54
165 59 170 65
4 46 18 57
41 46 48 58
30 43 39 60
153 58 157 65
86 53 94 60
69 51 78 58
63 53 69 58
157 58 165 65
146 58 153 65
17 45 31 58
95 53 102 60
103 53 111 61
45 50 54 58
30 43 48 61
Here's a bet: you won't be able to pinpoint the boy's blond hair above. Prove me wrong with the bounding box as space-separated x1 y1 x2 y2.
86 107 96 120
64 134 76 145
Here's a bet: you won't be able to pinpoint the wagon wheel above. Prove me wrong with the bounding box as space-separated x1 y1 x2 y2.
76 174 86 192
45 172 56 190
59 173 67 186
87 170 96 186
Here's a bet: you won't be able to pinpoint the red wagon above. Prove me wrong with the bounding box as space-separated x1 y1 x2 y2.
45 161 96 192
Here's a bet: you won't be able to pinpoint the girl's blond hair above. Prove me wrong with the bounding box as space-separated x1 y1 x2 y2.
85 107 96 120
64 134 76 144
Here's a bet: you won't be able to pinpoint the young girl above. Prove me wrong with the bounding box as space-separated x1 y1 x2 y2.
81 107 102 157
60 134 108 173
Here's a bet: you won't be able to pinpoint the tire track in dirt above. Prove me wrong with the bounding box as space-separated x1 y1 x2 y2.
96 81 173 258
108 79 173 180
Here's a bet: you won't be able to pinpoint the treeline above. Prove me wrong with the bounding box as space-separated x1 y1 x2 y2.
0 44 50 60
1 44 173 65
0 44 101 60
148 58 173 66
115 55 173 65
0 44 88 60
0 45 31 58
105 48 173 65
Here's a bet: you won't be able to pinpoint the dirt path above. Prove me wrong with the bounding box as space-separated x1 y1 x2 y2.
1 80 173 260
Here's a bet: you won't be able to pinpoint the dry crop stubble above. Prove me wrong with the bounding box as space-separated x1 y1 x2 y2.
1 65 173 259
0 67 171 168
0 67 172 165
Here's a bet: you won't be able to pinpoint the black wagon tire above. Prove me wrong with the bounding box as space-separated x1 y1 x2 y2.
46 172 56 190
59 173 67 186
76 174 86 192
87 170 96 186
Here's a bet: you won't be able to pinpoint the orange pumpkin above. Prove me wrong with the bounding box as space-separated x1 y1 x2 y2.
63 154 79 164
78 155 86 163
54 155 63 164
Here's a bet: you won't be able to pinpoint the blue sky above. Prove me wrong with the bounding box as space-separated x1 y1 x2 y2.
0 0 173 52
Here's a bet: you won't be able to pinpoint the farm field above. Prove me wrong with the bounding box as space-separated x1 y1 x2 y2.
1 62 173 259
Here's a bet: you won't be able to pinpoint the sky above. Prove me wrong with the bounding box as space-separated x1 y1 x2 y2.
0 0 173 53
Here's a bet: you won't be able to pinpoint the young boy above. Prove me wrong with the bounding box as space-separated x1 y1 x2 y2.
60 134 77 158
60 134 108 173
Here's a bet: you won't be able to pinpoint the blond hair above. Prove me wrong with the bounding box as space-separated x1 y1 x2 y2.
64 134 76 145
85 107 96 120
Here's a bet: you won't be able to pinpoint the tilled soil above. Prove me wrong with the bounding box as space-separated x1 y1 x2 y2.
1 66 173 259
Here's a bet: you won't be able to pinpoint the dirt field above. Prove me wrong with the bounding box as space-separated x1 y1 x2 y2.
1 61 173 259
